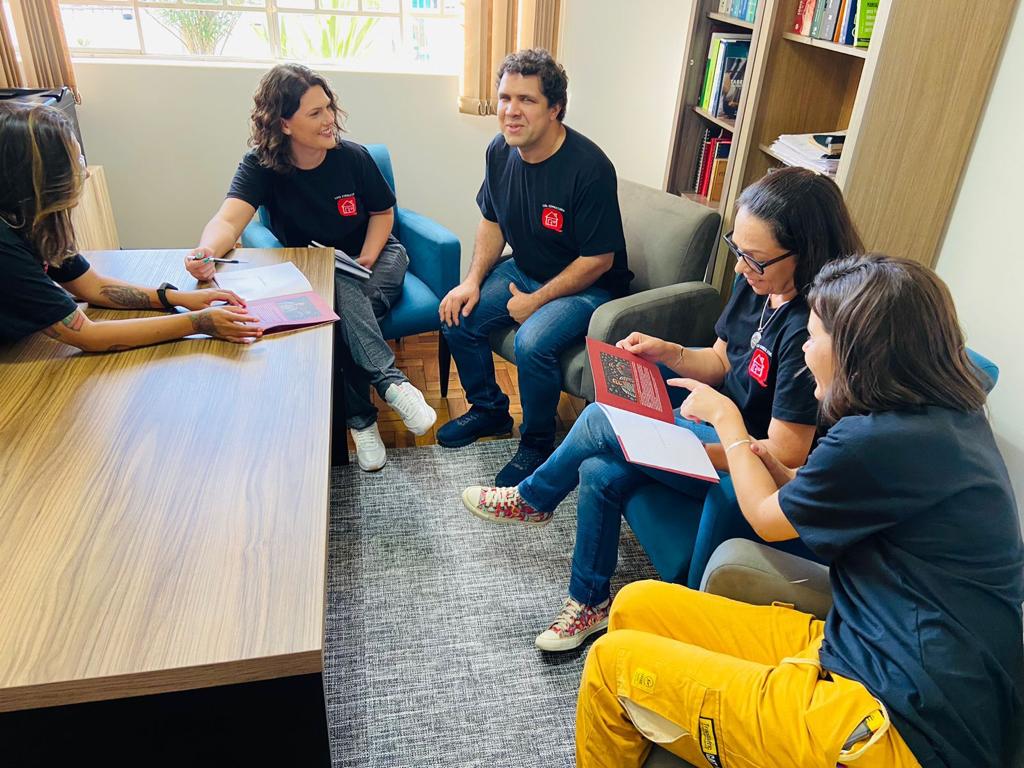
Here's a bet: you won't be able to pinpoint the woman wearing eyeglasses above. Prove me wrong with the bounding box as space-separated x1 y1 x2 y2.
0 102 259 351
460 167 863 651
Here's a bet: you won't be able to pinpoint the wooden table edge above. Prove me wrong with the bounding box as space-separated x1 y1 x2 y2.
0 649 323 713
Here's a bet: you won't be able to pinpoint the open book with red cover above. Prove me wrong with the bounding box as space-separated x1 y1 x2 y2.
246 291 338 334
586 338 718 483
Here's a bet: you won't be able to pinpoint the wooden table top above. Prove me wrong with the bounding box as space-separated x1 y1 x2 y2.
0 248 334 712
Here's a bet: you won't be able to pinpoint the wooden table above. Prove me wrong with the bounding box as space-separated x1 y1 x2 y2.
0 249 336 764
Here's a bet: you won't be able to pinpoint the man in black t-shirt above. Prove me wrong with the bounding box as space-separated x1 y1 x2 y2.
438 49 629 486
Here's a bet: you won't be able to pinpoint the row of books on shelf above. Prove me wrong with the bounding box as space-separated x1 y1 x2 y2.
693 129 731 202
698 33 750 119
792 0 878 48
716 0 759 23
768 131 846 177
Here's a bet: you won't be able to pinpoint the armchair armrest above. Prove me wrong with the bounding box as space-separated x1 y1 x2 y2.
395 206 461 300
587 281 720 348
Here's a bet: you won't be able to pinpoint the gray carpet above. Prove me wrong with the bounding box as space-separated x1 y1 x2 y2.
324 439 659 768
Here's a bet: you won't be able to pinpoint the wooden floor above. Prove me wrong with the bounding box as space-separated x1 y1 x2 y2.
346 331 587 451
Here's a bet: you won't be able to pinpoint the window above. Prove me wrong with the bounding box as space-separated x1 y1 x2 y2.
58 0 463 73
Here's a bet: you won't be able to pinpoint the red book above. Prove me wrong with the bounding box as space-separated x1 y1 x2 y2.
793 0 816 34
246 291 339 334
699 138 721 198
586 338 718 482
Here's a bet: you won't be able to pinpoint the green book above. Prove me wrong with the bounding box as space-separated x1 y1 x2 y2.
854 0 879 47
809 0 828 37
701 38 725 110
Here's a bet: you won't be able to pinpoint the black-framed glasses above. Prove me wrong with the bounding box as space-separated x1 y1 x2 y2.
722 230 795 275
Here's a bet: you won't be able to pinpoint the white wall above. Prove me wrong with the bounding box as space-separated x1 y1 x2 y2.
74 60 497 266
936 2 1024 511
558 0 693 189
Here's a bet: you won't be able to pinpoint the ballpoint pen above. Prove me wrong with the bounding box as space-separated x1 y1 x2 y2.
211 258 248 264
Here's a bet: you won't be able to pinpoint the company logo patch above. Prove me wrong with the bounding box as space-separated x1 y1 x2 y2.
748 346 771 388
541 204 564 233
698 717 722 768
337 194 358 217
631 668 656 693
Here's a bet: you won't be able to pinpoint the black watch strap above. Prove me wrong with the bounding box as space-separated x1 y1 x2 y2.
156 282 177 312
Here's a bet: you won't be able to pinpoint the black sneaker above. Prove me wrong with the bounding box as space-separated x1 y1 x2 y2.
495 442 554 487
436 406 514 448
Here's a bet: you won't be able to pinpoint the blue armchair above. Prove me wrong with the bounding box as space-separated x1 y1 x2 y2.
624 348 1000 589
241 143 461 395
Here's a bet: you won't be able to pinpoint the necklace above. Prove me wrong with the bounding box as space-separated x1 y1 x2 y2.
750 295 788 349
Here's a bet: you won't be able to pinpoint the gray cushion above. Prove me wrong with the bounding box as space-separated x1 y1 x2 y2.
701 538 833 620
618 178 720 293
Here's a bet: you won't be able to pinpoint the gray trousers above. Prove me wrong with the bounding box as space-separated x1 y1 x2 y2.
335 235 410 429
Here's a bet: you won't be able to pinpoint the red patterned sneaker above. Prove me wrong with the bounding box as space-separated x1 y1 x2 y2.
535 597 611 652
461 486 553 527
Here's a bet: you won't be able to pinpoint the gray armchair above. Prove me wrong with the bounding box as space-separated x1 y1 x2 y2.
488 178 721 401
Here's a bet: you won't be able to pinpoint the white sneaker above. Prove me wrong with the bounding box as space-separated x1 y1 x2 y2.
384 381 437 436
351 423 387 471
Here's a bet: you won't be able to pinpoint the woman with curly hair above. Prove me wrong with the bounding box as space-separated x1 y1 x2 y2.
188 63 434 471
0 101 258 350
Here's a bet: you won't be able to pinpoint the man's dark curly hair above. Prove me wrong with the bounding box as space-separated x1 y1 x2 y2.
496 48 568 121
250 63 348 174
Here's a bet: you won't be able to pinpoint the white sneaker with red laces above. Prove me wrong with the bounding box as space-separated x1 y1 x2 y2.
535 596 611 652
461 486 553 527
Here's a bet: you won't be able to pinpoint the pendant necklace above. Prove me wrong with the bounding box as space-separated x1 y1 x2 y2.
750 295 788 349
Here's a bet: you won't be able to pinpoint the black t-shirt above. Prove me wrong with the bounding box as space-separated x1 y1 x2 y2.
226 141 397 257
0 222 90 343
476 126 630 296
714 275 818 438
778 408 1024 768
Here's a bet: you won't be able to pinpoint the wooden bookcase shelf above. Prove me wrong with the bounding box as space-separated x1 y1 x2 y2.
667 0 1016 295
693 106 736 133
708 11 755 30
781 31 868 58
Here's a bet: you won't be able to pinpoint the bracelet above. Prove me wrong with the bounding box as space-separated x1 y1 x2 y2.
724 438 753 455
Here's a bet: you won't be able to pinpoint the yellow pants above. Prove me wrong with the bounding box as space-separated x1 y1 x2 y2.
576 581 922 768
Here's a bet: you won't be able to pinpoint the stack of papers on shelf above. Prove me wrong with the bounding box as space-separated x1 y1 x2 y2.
310 240 371 281
769 131 846 177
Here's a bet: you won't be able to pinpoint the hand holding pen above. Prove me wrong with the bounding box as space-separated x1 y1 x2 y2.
185 246 217 281
184 247 248 281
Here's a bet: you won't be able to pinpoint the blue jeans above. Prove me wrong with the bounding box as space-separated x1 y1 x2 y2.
441 258 611 447
518 403 722 605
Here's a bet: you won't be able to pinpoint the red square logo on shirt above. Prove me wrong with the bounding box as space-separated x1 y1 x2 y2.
541 205 564 233
337 195 358 217
748 347 771 388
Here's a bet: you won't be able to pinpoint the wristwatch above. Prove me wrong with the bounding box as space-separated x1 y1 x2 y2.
156 282 177 312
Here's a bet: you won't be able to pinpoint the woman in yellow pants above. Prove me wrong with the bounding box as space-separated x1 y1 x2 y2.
576 255 1024 768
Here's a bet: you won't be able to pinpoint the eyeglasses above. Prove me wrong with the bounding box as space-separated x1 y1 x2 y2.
722 230 795 275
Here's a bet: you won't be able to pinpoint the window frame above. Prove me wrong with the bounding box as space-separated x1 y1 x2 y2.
58 0 461 71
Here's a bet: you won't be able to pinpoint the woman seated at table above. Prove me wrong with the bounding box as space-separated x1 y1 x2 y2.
187 63 433 472
577 254 1024 768
462 167 862 651
0 102 258 351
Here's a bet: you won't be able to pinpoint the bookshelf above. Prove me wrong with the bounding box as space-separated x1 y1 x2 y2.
667 0 1018 295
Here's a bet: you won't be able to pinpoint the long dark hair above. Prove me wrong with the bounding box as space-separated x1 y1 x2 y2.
250 63 348 173
808 254 986 424
737 167 863 293
0 102 84 268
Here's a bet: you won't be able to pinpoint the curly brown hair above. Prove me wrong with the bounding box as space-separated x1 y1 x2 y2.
0 102 84 267
497 48 568 121
250 63 348 174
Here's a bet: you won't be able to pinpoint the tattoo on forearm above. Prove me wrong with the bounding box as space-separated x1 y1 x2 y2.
60 309 86 332
99 285 153 309
189 312 217 336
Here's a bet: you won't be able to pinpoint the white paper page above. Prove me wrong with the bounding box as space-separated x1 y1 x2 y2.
214 262 312 301
597 404 718 482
